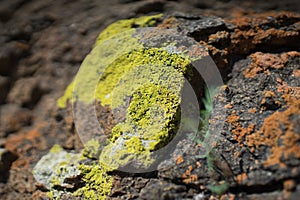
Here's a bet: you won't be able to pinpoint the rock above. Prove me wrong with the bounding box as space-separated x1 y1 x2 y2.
219 51 300 193
0 42 29 76
7 77 47 108
32 145 81 191
59 14 209 172
134 1 165 14
0 8 13 22
139 179 187 200
0 76 10 104
118 0 141 3
0 104 32 135
8 168 37 194
0 0 27 22
176 14 227 41
33 144 114 200
0 148 18 182
108 176 151 199
0 0 299 199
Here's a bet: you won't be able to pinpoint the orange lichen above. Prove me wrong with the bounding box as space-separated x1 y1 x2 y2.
226 112 240 126
283 179 296 191
157 17 177 29
208 31 229 43
233 124 256 147
186 165 193 176
196 161 202 168
5 125 47 169
264 91 276 97
224 104 233 109
236 173 247 184
230 12 300 28
231 29 298 55
287 51 300 57
246 96 300 168
243 52 287 78
176 155 184 165
182 165 198 184
226 113 255 146
277 78 300 100
229 12 300 56
248 108 257 113
244 51 300 78
183 175 198 184
220 193 235 200
293 69 300 77
233 151 240 158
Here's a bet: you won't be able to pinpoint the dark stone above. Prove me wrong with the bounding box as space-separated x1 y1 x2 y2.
176 16 227 41
0 76 10 104
0 148 18 182
0 42 29 76
139 179 187 200
134 1 165 14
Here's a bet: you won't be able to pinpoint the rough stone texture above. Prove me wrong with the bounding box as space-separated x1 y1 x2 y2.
0 75 9 104
7 77 49 108
0 0 299 199
32 145 81 190
0 104 32 136
0 148 18 182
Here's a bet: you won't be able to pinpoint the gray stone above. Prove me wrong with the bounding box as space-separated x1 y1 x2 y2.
32 145 81 190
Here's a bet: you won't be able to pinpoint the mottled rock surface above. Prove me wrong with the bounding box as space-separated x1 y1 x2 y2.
0 0 299 199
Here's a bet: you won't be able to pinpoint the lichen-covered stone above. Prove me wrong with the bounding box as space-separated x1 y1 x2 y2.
33 144 113 200
32 145 81 192
57 14 163 109
57 14 207 172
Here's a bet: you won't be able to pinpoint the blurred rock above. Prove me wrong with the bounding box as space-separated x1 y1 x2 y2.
0 104 32 135
32 145 81 190
0 42 29 76
0 76 10 104
0 0 27 22
0 148 18 182
7 77 47 108
134 0 165 14
139 179 187 200
8 168 37 193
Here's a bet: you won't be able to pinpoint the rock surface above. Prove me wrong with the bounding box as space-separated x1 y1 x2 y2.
0 0 299 199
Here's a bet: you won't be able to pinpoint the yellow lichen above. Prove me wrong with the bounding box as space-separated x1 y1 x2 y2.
49 144 63 153
82 139 101 159
95 14 163 46
74 163 113 200
97 48 190 107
